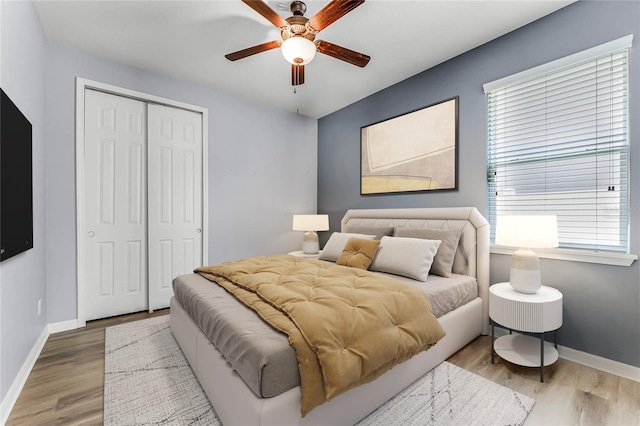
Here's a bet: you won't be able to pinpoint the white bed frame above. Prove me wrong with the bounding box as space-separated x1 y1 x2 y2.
170 207 490 425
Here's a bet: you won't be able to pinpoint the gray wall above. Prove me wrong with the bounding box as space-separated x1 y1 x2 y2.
318 0 640 367
45 42 318 324
0 1 49 402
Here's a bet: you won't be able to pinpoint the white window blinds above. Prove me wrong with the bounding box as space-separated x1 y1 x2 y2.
486 43 630 252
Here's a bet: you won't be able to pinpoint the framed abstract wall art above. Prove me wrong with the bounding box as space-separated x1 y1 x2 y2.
361 96 458 195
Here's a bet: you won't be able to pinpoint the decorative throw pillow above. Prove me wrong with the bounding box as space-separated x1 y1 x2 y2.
319 232 377 262
394 228 462 277
344 225 394 240
369 236 441 282
336 238 381 270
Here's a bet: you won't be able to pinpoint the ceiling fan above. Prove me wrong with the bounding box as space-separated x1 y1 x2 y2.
225 0 370 86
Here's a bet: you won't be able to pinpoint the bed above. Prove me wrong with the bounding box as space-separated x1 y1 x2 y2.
170 207 490 425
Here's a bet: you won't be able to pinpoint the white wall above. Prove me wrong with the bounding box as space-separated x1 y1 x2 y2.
45 42 318 324
0 0 48 403
1 0 317 408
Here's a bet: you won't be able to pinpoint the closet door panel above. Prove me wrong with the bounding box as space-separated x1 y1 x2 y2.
84 90 147 320
148 104 203 310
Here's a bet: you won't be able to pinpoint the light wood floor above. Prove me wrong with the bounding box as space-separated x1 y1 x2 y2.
5 309 169 426
6 310 639 425
447 338 639 426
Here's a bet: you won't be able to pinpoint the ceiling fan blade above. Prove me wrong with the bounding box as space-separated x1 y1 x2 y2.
316 40 370 68
241 0 288 28
225 40 281 61
292 64 305 86
308 0 365 32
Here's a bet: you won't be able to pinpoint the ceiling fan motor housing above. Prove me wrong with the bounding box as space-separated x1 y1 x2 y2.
282 16 316 42
290 1 307 16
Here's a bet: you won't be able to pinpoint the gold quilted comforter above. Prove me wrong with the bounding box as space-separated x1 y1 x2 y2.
195 255 446 416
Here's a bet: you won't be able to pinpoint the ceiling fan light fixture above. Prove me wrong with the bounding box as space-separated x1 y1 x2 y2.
281 36 316 65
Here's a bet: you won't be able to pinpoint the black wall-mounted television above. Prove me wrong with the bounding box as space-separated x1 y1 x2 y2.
1 88 33 261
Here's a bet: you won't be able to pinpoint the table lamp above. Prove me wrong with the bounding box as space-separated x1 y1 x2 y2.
495 215 558 293
292 214 329 254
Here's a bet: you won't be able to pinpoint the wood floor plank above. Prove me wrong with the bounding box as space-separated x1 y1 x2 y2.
615 378 640 426
6 313 639 425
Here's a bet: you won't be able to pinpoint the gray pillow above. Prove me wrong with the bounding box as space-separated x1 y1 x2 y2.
344 225 394 240
319 232 377 262
393 228 463 277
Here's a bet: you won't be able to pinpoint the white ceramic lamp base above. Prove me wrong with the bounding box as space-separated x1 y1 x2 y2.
509 248 541 293
301 231 320 254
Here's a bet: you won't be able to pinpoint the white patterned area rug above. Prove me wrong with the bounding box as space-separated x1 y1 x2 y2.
104 315 220 426
356 361 535 426
104 315 534 426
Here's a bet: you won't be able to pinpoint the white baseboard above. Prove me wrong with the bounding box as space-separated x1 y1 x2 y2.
493 328 640 382
48 319 80 334
0 326 49 426
558 345 640 382
0 318 80 425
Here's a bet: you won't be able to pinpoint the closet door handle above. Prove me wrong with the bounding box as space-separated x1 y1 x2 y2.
196 228 202 234
88 231 96 237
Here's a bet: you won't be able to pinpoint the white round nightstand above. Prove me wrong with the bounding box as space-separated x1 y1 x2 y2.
489 282 563 382
287 250 322 259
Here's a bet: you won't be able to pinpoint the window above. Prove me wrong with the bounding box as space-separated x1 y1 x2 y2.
485 37 631 252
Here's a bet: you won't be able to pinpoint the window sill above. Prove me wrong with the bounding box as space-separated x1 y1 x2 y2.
490 245 637 267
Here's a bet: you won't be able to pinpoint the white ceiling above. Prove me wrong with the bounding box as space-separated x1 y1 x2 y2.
33 0 574 118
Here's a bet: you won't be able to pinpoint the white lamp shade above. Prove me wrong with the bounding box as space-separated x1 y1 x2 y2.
281 37 317 65
495 215 558 249
292 214 329 232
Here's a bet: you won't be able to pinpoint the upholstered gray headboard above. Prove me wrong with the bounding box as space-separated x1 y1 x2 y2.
341 207 490 334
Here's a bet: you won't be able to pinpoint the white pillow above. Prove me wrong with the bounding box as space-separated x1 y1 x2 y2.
369 236 441 281
319 232 376 262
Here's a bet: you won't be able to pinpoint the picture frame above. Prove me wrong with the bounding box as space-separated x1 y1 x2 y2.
360 96 458 195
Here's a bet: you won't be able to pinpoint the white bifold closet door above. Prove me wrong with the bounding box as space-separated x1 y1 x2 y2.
147 104 203 311
83 90 203 320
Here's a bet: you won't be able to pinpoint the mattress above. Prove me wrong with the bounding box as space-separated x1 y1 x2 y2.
172 268 477 399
